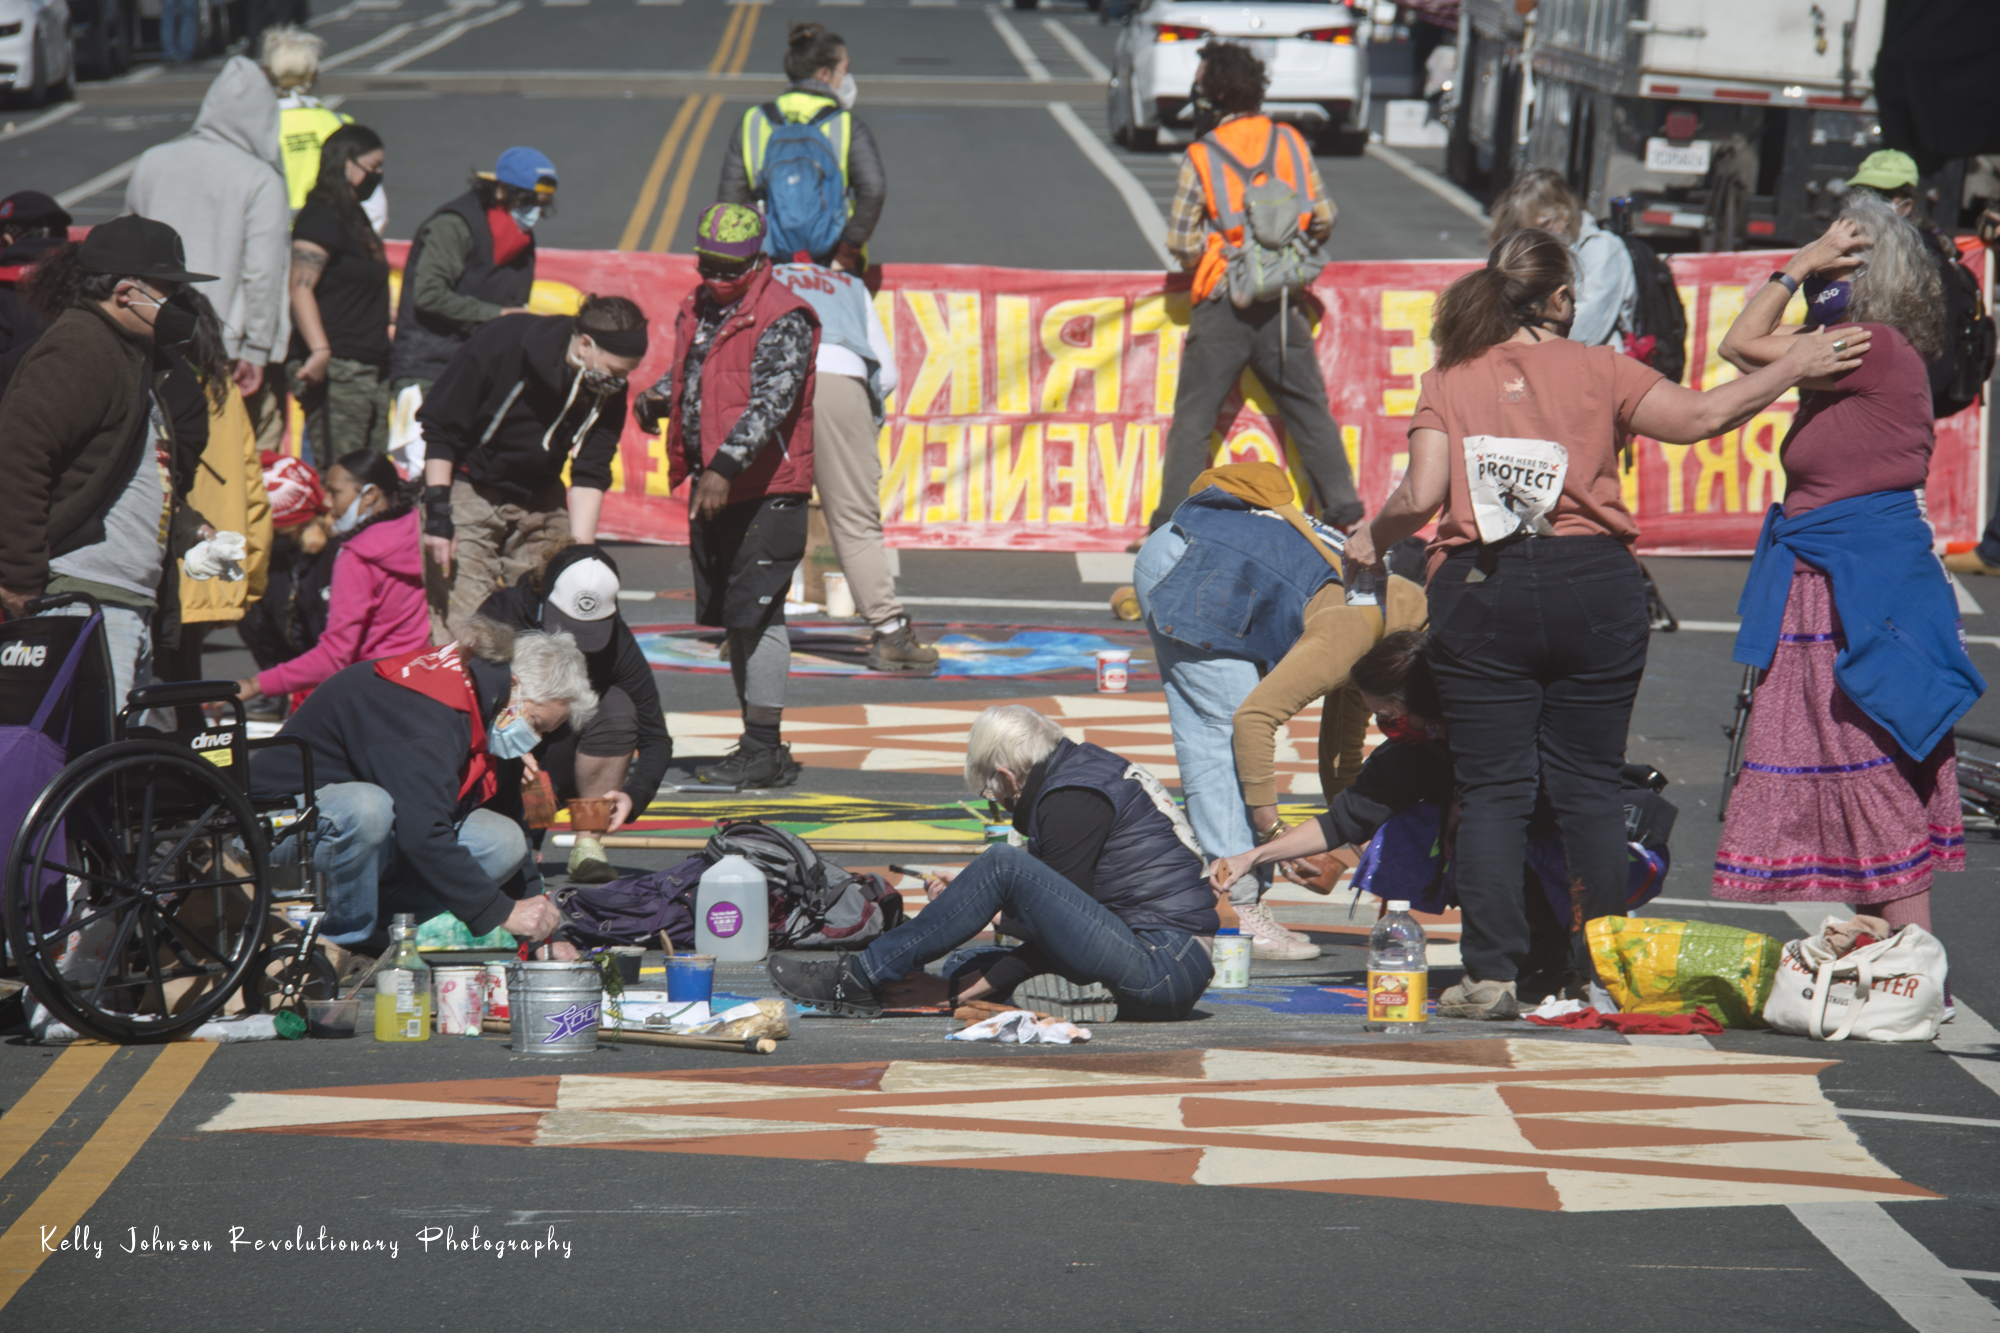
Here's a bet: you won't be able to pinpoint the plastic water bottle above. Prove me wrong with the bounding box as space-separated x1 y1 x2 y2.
1366 900 1428 1034
696 855 770 962
373 914 431 1042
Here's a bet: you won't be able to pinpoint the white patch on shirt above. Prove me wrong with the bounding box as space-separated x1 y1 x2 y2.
1464 435 1569 544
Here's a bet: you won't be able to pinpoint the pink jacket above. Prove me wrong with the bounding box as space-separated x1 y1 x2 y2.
256 509 430 696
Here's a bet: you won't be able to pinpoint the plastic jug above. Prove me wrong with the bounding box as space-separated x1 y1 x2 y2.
696 855 770 962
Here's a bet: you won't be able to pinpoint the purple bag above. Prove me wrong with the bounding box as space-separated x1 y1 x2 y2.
555 854 707 950
0 615 101 929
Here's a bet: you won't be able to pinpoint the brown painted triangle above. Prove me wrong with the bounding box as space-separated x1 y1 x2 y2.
1178 1097 1462 1129
1514 1118 1809 1153
614 1063 892 1093
1257 1171 1565 1211
1241 1040 1517 1068
1499 1085 1764 1117
242 1113 545 1147
267 1077 562 1109
960 1049 1211 1081
919 1147 1206 1187
575 1129 879 1162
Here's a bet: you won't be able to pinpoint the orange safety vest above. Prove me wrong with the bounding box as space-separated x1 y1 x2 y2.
1187 116 1317 304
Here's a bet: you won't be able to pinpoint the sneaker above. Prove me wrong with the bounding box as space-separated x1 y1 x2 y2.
1013 974 1118 1024
1235 898 1321 961
566 834 617 885
1436 977 1521 1021
766 951 883 1018
867 622 940 673
696 741 800 789
243 692 284 723
1944 550 2000 577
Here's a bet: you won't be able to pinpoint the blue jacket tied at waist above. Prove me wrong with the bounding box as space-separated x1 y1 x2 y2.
1733 490 1983 761
1145 487 1344 665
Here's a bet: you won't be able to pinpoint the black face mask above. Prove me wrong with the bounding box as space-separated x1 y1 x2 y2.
139 288 201 347
355 169 383 202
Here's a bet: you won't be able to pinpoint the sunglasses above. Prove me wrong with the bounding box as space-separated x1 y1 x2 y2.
696 258 753 281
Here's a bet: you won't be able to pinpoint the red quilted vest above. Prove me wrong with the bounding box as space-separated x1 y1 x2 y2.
666 265 820 504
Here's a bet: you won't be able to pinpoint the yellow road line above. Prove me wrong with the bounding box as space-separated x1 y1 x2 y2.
0 1042 213 1309
618 2 753 251
0 1044 115 1183
651 3 760 253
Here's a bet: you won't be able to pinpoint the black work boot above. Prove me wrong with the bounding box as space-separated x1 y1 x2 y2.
767 951 883 1018
867 622 940 674
695 741 801 789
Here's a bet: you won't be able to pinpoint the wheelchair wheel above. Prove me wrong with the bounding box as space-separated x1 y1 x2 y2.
2 741 272 1043
246 941 338 1013
1953 728 2000 837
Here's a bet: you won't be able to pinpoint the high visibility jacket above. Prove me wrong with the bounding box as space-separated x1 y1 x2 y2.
740 90 853 203
1186 115 1317 304
279 103 351 213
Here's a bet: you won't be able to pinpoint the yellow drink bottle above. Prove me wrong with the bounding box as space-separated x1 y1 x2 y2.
373 913 431 1041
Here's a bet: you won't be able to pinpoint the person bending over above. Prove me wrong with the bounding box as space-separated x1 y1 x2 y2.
766 705 1219 1020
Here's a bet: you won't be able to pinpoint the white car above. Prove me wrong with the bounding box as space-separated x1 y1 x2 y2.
1109 0 1369 152
0 0 72 107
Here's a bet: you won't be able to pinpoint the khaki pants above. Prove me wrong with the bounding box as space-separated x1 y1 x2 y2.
289 357 392 470
811 373 902 626
427 478 570 642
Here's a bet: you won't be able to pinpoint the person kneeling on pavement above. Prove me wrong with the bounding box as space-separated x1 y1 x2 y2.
475 543 673 883
767 704 1218 1020
251 619 598 954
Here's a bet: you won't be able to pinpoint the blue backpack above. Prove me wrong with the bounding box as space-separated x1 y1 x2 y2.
756 103 849 262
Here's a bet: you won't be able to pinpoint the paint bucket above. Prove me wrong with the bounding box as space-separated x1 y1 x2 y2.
482 963 510 1020
665 954 716 1003
506 960 602 1053
608 946 645 986
566 798 613 834
1095 649 1131 693
433 966 487 1036
822 572 855 619
1211 929 1251 989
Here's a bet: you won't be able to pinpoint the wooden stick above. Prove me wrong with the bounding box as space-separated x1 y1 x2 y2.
480 1017 774 1054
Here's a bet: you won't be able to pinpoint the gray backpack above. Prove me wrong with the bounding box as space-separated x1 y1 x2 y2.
1203 123 1327 309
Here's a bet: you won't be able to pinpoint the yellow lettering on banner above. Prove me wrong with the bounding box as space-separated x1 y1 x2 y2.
991 424 1043 523
1702 285 1745 392
1693 432 1741 513
1046 423 1090 523
1381 291 1436 417
873 289 898 415
882 422 927 521
1619 443 1639 514
608 443 627 494
1225 428 1282 467
1040 299 1125 414
1093 423 1139 526
1659 442 1692 513
1239 368 1277 415
995 296 1032 415
1131 292 1188 414
902 291 984 416
1741 411 1790 511
1677 284 1698 385
966 424 989 523
1341 423 1361 481
644 426 675 496
924 424 968 523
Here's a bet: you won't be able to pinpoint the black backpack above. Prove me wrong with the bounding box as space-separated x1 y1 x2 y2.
556 854 707 950
1620 235 1689 385
1931 244 1997 418
703 821 906 950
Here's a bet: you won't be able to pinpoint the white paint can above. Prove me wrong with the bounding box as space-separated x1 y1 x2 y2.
433 966 486 1036
482 962 511 1021
1095 648 1131 693
822 572 855 619
1211 930 1251 989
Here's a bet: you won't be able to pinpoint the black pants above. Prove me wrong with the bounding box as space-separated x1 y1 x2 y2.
538 686 639 801
1426 536 1648 982
689 493 808 630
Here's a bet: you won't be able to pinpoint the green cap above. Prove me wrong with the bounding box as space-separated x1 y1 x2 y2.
693 202 766 262
1848 149 1919 192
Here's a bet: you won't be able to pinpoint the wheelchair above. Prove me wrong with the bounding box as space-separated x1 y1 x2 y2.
0 594 328 1043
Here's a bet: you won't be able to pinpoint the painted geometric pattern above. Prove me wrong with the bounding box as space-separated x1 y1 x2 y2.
199 1039 1935 1213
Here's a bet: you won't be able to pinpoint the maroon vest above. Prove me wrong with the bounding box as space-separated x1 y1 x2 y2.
667 266 819 503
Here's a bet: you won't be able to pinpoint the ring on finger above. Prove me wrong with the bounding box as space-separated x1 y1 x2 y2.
1832 340 1847 352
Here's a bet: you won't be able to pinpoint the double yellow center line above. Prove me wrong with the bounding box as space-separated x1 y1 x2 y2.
619 2 761 253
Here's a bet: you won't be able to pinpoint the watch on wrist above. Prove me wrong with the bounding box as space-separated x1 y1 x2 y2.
1769 270 1801 295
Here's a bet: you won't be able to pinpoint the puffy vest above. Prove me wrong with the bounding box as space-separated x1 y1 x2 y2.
388 192 536 385
1023 739 1217 935
1187 115 1316 304
741 90 853 200
279 103 350 213
666 264 821 504
1146 486 1345 664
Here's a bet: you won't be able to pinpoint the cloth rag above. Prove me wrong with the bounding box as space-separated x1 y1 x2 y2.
182 531 249 581
1525 1004 1725 1035
946 1009 1092 1044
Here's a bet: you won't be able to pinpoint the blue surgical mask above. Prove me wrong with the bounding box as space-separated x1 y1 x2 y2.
487 704 541 759
331 487 373 536
511 205 543 233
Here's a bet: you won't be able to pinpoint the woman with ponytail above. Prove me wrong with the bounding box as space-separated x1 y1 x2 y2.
288 123 392 468
1348 227 1868 1019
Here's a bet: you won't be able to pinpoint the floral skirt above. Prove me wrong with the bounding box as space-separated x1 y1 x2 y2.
1712 567 1962 902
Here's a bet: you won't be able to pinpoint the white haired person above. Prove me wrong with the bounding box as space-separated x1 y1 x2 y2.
251 622 598 954
766 705 1220 1019
260 26 388 234
1711 196 1980 974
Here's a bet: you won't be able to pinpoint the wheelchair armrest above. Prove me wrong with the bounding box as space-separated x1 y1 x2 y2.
25 592 103 618
126 679 247 713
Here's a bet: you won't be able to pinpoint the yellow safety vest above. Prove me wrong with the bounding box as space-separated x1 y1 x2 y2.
280 104 352 212
740 91 853 198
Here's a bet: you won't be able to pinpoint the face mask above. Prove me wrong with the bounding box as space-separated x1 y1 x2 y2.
702 267 756 307
575 344 627 394
487 703 541 760
354 168 383 202
833 72 857 110
132 287 199 346
511 205 543 233
331 486 374 535
1802 275 1853 329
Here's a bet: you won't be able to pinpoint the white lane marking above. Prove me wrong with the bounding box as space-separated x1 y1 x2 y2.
1623 1034 1715 1049
1671 619 1740 633
321 19 418 68
987 6 1050 82
110 64 164 84
373 0 524 72
1783 904 1835 935
0 104 82 141
900 594 1105 610
1364 142 1487 223
1786 1202 2000 1331
1956 1272 2000 1284
636 0 684 5
1838 1108 2000 1130
1936 1004 2000 1106
1075 552 1135 584
1951 572 1985 616
545 0 589 6
1047 102 1172 268
1970 636 2000 649
55 153 145 208
310 0 403 25
1042 17 1109 81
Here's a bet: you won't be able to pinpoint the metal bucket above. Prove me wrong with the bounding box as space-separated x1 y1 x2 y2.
506 961 602 1054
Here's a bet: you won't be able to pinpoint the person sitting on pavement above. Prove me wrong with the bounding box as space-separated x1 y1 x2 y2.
767 704 1219 1020
474 543 673 884
635 203 819 791
419 293 644 641
235 449 429 707
251 620 597 954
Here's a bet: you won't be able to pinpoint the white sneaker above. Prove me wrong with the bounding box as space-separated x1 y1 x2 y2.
1235 899 1321 961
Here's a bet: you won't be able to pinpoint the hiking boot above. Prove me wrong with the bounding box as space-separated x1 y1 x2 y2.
566 834 617 885
868 622 940 673
1236 898 1321 961
1436 977 1521 1021
1014 974 1119 1024
1944 549 2000 577
696 741 800 790
766 950 883 1018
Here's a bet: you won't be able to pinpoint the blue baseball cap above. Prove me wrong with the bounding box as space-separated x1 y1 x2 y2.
494 147 557 192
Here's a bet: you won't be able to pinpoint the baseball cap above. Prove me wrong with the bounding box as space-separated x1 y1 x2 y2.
542 545 621 652
694 202 765 263
1848 150 1919 192
493 146 558 193
0 191 72 232
76 215 217 284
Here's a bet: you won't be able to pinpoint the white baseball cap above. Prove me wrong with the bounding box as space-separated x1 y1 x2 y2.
543 554 620 652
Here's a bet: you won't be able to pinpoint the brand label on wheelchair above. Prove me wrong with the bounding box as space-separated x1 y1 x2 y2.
0 642 48 667
190 728 236 768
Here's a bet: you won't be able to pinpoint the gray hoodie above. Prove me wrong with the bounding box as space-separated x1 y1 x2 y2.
126 56 291 365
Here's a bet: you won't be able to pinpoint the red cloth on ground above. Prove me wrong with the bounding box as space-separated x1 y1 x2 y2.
1525 1005 1725 1035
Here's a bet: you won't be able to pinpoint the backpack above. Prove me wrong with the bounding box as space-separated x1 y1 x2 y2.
556 854 706 950
755 104 849 263
1618 234 1688 385
1201 124 1328 308
703 820 905 950
1932 243 1996 418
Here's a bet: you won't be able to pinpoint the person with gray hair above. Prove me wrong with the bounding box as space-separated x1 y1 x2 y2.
252 621 596 954
767 705 1221 1020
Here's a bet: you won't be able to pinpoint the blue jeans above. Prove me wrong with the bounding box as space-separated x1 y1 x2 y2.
275 781 534 946
854 845 1214 1021
1133 524 1267 907
159 0 198 62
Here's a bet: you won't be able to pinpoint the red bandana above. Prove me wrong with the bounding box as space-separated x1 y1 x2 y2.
487 206 531 268
375 641 497 804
